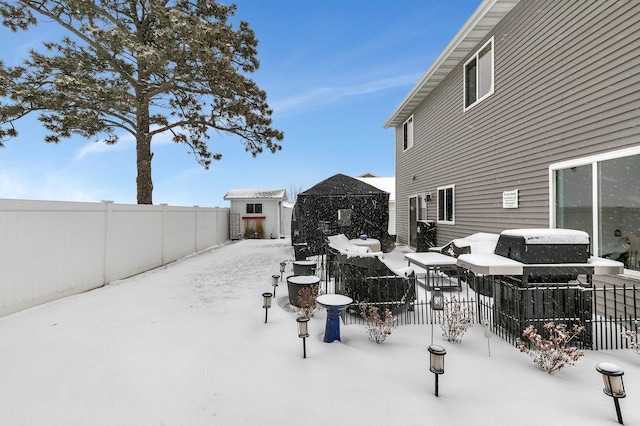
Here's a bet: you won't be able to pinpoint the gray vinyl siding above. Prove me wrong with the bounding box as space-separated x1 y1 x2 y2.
395 0 640 246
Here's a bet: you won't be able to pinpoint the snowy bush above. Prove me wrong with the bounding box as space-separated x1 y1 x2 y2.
439 295 474 343
516 322 585 373
623 320 640 356
295 285 321 318
359 302 396 344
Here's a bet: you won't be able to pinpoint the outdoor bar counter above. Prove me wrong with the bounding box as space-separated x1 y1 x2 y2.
457 253 625 277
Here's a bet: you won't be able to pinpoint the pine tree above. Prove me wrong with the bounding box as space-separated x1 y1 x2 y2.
0 0 283 204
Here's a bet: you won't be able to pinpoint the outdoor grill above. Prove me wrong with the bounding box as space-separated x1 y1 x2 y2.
456 228 625 349
493 228 591 284
494 228 590 265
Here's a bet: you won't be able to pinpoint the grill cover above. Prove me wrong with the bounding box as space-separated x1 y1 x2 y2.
494 229 590 264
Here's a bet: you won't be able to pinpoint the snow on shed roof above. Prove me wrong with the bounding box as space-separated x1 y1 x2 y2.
356 176 395 201
223 188 287 200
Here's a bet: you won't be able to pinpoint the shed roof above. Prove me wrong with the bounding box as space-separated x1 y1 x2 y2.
301 174 386 196
223 188 287 200
356 176 395 202
383 0 520 128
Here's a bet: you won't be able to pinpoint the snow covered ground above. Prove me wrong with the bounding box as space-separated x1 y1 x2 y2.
0 238 638 425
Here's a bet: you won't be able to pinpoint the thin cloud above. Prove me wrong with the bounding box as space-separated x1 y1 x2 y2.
271 73 421 114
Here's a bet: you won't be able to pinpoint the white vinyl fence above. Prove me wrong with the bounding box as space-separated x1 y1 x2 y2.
0 199 230 317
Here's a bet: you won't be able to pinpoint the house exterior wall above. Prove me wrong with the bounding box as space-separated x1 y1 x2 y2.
229 199 283 239
395 0 640 246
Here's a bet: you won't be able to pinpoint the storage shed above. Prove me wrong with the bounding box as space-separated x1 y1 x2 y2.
291 174 392 258
224 188 288 240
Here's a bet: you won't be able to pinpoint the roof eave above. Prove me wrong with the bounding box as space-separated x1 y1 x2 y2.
382 0 520 129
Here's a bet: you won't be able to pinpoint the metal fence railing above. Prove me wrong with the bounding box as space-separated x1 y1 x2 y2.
331 262 640 351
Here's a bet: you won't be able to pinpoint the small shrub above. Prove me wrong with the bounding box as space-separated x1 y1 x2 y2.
623 320 639 356
295 285 320 317
439 295 473 343
359 302 396 344
516 322 585 373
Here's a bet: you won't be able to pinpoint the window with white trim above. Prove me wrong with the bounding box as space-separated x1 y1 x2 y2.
551 148 640 272
403 115 413 151
464 38 494 110
437 185 455 224
246 203 262 214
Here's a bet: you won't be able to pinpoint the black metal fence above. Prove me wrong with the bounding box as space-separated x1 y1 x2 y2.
337 265 640 351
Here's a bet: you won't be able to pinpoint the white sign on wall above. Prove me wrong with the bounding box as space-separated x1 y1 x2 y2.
502 189 519 209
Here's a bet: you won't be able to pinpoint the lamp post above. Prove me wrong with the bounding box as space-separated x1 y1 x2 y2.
262 292 273 323
279 262 286 281
596 363 626 424
296 316 310 358
431 288 444 344
428 344 446 396
271 274 279 297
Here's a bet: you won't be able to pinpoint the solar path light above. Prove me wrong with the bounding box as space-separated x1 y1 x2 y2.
262 292 273 323
271 274 279 297
279 262 286 281
296 316 310 358
596 362 626 424
428 344 446 397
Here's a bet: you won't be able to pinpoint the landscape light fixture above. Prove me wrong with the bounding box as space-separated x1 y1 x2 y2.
430 287 444 344
596 362 626 424
262 292 273 323
483 319 492 357
428 344 446 397
272 274 279 297
279 262 286 281
296 316 310 358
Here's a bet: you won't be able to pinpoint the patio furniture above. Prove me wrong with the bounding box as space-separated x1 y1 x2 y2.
404 252 459 289
327 233 372 254
330 248 415 315
349 237 381 252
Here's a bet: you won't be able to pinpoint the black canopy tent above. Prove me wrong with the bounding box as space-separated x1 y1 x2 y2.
291 174 392 258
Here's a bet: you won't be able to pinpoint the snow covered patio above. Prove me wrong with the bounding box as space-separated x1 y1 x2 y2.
1 238 638 425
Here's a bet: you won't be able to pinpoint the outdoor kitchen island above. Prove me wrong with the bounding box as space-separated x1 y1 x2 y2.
455 229 625 348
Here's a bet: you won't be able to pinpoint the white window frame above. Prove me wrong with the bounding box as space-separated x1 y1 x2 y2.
402 115 414 151
463 37 494 111
246 203 263 214
549 145 640 275
437 185 455 224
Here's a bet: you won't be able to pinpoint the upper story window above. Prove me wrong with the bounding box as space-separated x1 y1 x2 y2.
403 115 414 151
464 38 494 110
437 185 455 224
246 203 263 214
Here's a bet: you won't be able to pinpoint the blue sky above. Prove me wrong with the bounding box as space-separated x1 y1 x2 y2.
0 0 481 206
